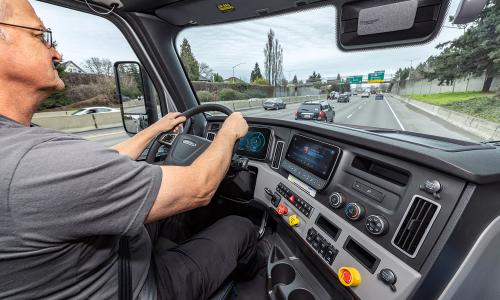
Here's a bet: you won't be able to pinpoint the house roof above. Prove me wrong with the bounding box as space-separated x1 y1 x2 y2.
61 61 86 73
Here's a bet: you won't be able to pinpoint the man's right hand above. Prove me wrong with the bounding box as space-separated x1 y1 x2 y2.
220 112 248 140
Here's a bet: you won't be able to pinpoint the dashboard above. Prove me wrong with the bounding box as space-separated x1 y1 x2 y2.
205 119 500 300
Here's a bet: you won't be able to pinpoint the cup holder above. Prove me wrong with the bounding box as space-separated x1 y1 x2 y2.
271 263 296 286
288 289 316 300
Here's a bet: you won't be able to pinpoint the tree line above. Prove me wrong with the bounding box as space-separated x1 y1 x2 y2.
393 0 499 92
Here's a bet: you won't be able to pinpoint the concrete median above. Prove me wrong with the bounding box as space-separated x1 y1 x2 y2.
391 94 500 141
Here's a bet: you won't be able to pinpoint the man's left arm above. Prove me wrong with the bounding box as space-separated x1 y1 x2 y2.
112 112 186 160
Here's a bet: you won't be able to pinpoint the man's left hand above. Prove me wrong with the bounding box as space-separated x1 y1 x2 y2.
153 112 187 134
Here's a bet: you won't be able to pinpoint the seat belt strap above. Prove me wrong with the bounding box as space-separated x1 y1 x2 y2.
119 237 132 300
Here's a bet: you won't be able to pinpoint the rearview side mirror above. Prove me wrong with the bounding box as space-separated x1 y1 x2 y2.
114 61 160 135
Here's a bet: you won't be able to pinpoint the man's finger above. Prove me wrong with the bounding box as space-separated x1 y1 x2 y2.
168 112 182 118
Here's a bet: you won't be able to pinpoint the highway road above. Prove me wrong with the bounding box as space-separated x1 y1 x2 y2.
79 94 479 147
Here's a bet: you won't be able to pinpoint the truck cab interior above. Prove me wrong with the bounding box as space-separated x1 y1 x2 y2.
41 0 499 299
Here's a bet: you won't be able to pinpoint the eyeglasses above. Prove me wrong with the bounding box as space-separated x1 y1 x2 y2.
0 22 53 48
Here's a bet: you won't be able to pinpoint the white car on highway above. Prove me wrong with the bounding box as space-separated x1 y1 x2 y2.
71 107 120 116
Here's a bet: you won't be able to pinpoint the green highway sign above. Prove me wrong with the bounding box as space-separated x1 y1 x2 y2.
368 71 385 83
347 76 363 84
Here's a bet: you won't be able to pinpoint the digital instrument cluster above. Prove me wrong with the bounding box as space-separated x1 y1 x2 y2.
236 127 271 160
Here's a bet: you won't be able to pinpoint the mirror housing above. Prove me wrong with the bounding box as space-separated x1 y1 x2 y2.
114 61 160 135
338 0 451 51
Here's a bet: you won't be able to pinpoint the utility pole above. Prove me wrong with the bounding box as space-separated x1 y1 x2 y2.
232 63 245 84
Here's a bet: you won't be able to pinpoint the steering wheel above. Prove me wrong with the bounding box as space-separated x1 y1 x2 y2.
146 104 235 165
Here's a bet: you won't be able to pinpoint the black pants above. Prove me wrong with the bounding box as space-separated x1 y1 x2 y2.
150 215 258 300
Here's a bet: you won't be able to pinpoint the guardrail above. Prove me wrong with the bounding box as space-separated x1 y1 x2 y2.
32 95 327 133
390 94 500 141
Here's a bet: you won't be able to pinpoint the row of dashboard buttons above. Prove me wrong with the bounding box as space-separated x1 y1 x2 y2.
306 228 338 265
277 182 313 218
281 160 323 189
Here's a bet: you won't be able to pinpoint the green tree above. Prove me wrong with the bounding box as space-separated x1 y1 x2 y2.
213 73 224 82
180 38 200 81
250 62 263 82
40 64 70 110
252 77 268 85
264 29 284 86
424 0 500 92
292 75 298 84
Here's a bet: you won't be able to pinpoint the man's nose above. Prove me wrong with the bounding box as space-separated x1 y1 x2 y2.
51 47 63 63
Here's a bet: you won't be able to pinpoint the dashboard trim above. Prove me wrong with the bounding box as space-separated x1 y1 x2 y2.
271 140 285 170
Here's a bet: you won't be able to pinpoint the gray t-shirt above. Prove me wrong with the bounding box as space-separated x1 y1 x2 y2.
0 115 162 299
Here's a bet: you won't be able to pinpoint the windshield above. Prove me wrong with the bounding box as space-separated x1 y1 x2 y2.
177 0 499 143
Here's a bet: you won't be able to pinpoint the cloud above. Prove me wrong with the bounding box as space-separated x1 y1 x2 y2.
30 0 463 82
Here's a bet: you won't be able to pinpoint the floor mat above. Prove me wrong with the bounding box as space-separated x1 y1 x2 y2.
232 267 268 300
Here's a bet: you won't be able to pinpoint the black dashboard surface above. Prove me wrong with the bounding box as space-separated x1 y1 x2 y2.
209 116 500 184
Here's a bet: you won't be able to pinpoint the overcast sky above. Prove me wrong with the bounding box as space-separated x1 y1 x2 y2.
31 0 463 82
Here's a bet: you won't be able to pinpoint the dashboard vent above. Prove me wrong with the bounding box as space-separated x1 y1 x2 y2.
271 141 285 169
206 132 216 141
392 196 440 257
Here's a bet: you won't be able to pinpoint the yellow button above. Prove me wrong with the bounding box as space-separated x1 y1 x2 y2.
338 267 361 287
288 214 300 227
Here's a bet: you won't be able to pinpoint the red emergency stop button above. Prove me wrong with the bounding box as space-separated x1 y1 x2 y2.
338 267 361 287
288 194 295 203
276 203 288 216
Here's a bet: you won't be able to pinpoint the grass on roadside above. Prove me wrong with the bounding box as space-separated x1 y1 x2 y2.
408 91 495 105
443 95 500 124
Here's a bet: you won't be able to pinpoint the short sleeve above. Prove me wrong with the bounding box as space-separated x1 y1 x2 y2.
9 136 163 242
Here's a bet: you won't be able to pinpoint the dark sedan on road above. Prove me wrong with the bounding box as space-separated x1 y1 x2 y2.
338 93 350 103
295 101 335 122
263 98 286 110
375 93 384 100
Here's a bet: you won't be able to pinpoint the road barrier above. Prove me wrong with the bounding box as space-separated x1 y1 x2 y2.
390 94 500 141
32 112 122 133
32 95 327 133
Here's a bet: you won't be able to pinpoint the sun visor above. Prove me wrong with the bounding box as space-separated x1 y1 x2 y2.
338 0 451 50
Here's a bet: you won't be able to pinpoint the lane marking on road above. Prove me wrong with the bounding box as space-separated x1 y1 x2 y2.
384 97 406 131
347 113 353 119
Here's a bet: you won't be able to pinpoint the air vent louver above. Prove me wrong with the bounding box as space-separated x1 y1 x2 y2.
392 196 440 257
271 141 285 169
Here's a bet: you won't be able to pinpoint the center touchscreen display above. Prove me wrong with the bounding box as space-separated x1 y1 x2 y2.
285 135 339 180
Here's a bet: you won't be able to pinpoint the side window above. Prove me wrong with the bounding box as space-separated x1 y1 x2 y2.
29 1 145 147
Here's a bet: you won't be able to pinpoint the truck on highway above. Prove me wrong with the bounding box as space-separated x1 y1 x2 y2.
3 1 500 300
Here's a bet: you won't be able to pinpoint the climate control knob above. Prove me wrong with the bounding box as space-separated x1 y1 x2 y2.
365 215 389 236
344 202 365 221
329 192 345 209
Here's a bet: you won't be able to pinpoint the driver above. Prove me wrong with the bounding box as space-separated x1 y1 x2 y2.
0 1 266 299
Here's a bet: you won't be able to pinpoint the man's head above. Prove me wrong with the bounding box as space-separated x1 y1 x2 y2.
0 0 64 100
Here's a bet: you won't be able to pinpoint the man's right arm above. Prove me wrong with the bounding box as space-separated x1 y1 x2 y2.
144 113 248 223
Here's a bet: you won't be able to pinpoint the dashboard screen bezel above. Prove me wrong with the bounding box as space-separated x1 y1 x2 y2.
236 126 272 160
285 134 341 180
